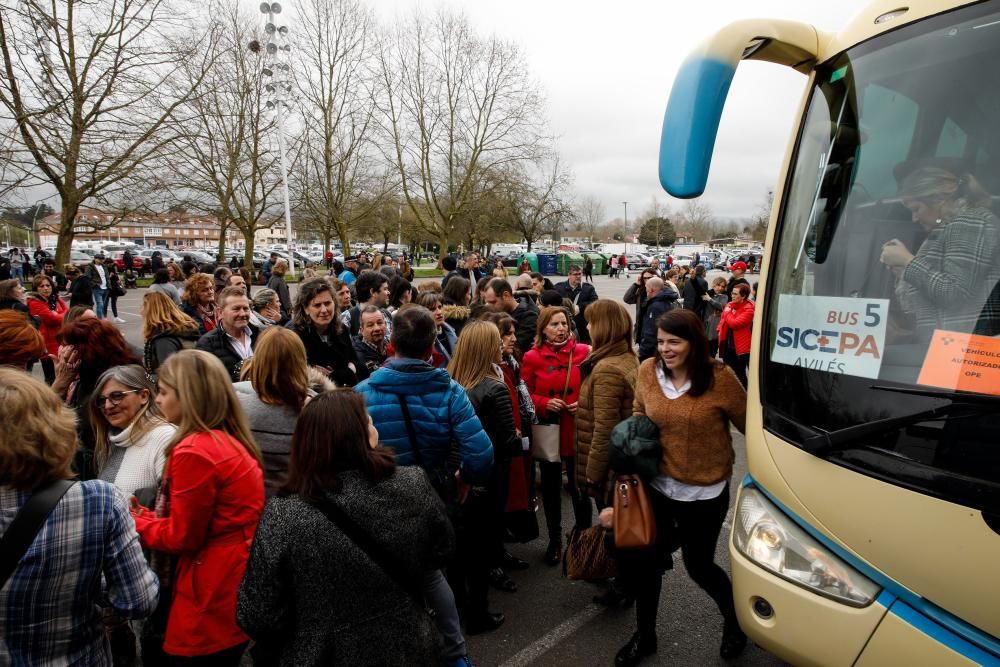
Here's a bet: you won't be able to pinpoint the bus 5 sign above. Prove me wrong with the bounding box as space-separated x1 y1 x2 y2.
772 296 889 378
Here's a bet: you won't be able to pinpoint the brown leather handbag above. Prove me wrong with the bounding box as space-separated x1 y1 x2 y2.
613 474 657 549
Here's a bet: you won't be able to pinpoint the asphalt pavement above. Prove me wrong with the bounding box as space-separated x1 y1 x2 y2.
94 270 783 667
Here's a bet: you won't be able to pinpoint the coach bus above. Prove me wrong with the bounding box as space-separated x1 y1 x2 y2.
658 0 1000 664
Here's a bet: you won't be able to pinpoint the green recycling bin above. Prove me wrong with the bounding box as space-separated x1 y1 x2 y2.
581 252 607 276
556 253 586 276
519 252 539 273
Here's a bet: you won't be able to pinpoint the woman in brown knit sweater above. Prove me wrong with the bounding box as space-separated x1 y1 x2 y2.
609 308 747 667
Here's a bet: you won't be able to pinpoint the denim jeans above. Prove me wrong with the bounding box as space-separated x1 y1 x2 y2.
93 288 109 319
423 569 466 659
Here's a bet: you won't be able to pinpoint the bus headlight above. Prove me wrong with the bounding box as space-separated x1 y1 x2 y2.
733 487 881 607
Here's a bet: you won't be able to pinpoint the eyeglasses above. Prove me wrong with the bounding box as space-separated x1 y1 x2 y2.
95 389 140 409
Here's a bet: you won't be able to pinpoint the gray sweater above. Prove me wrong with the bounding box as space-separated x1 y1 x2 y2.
234 382 300 497
236 467 453 666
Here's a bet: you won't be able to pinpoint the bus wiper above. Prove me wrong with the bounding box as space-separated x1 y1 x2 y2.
869 383 1000 405
803 400 994 456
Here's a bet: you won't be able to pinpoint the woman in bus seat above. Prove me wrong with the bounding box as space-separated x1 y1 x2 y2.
880 166 1000 339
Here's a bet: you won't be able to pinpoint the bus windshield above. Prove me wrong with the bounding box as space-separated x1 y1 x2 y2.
764 1 1000 514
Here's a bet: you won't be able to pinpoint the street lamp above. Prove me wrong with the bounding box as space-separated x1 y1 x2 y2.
622 201 629 257
258 1 295 277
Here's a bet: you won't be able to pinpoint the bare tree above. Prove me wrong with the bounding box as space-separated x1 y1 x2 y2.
295 0 390 256
576 195 605 247
164 0 288 265
376 9 546 261
676 198 714 242
0 0 221 264
499 159 572 252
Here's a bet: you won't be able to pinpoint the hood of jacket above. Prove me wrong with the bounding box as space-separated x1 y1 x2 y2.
647 287 678 305
441 303 471 321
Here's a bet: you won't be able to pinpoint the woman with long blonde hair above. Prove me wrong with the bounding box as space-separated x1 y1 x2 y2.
235 327 315 496
446 320 520 632
142 291 200 378
130 350 264 665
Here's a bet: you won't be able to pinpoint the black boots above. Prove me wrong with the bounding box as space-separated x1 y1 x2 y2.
614 632 657 666
543 539 562 565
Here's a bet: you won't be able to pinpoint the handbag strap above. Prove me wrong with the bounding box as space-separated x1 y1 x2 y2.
311 496 424 606
561 348 575 399
396 394 425 469
0 479 77 589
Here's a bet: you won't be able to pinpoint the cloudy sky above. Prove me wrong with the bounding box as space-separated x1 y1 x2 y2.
371 0 871 223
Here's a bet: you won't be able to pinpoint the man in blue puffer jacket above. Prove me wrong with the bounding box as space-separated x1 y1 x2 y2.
355 305 492 667
356 305 493 484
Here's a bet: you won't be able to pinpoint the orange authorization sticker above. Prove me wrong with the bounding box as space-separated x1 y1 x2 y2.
917 330 1000 396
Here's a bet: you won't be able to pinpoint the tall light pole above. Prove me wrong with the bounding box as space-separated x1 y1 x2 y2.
259 1 295 276
622 201 629 257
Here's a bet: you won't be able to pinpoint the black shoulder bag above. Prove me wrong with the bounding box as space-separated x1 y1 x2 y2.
396 395 458 509
0 479 77 589
311 497 425 606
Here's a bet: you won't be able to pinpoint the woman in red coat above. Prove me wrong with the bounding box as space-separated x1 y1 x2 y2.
26 273 67 384
521 306 590 564
717 282 755 389
131 350 264 665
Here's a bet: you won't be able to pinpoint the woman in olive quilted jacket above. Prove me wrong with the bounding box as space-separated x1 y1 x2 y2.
576 299 639 512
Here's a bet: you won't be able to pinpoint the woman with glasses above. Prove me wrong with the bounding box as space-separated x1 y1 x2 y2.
88 364 175 665
130 350 264 665
89 365 174 500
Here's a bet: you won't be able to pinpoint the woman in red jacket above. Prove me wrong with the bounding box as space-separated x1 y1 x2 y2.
131 350 264 665
26 273 67 384
717 282 755 388
521 306 590 564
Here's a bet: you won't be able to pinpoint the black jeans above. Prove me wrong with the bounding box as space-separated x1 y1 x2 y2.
723 348 750 389
619 484 736 639
539 457 592 541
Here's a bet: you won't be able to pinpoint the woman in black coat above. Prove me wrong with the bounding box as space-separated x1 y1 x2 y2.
447 321 520 632
237 390 453 666
290 279 367 387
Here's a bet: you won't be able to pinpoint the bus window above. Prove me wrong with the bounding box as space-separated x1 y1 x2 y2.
763 1 1000 514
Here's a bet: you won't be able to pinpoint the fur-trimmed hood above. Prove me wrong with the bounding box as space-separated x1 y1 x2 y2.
441 303 471 321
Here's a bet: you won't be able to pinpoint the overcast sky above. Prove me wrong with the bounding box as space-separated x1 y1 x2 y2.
371 0 871 223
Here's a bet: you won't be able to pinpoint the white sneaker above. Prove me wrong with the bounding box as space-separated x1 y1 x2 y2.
114 317 126 323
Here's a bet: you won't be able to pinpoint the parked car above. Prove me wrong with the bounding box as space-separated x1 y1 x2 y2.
108 250 144 270
624 254 651 270
69 250 93 269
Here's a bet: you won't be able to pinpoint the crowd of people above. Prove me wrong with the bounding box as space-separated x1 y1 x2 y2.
1 250 754 667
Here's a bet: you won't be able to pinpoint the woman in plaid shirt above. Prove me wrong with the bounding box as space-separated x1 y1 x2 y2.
0 368 158 666
881 167 1000 339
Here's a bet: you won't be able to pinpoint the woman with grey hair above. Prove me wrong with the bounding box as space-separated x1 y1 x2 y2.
249 288 283 329
880 166 1000 339
89 364 174 501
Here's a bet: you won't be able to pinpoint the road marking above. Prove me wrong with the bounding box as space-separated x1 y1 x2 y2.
498 603 605 667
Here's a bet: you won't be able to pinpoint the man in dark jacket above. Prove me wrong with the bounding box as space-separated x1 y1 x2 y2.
638 277 679 361
554 265 598 344
341 270 391 339
682 264 710 321
726 261 751 300
196 286 259 381
351 305 388 373
42 259 67 292
484 278 538 354
623 268 657 344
